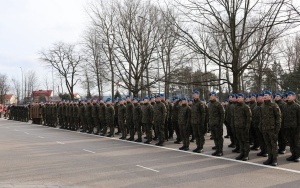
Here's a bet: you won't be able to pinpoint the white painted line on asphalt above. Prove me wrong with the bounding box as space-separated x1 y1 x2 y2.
14 129 19 131
44 126 300 174
38 136 44 139
136 165 159 172
56 141 65 144
83 149 96 154
24 132 29 135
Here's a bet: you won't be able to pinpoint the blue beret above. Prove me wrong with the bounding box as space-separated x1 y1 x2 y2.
236 93 244 98
181 97 187 101
250 93 256 97
133 98 138 101
106 98 111 102
209 91 217 96
274 92 282 97
263 90 272 96
150 96 155 100
126 95 131 98
155 95 160 98
192 90 200 94
257 93 264 97
228 94 235 98
143 96 149 100
173 96 179 100
160 94 164 97
286 91 296 96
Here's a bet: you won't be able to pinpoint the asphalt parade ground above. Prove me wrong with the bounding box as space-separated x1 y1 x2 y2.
0 118 299 188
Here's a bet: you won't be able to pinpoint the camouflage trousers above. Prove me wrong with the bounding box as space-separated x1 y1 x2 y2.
191 123 205 149
262 130 278 159
236 127 250 156
285 127 300 158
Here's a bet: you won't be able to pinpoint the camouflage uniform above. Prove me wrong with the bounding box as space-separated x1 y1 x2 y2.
85 102 93 133
190 98 206 152
178 103 191 150
260 100 281 165
118 103 127 139
253 102 268 156
92 102 100 134
249 101 259 149
282 100 300 162
275 99 287 153
153 101 167 145
208 99 225 155
99 102 106 135
171 100 181 142
225 101 236 147
126 101 134 140
105 103 115 137
232 101 251 160
142 102 154 143
133 102 143 142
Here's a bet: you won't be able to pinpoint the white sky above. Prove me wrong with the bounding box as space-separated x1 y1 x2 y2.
0 0 90 95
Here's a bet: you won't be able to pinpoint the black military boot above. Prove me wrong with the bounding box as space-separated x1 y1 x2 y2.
286 155 295 161
235 154 244 160
242 154 249 161
263 156 273 165
294 157 300 162
127 137 134 141
228 143 236 148
193 147 203 153
212 146 217 150
155 141 164 146
232 147 240 153
179 146 185 150
271 157 278 166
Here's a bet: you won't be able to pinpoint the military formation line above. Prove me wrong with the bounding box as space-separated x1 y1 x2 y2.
3 90 300 167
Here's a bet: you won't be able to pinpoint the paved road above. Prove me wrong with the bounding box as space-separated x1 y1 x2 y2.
0 118 299 188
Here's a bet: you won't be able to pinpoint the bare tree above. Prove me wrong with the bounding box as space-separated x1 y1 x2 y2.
39 42 82 100
11 78 21 104
0 74 10 104
87 0 117 98
170 0 300 93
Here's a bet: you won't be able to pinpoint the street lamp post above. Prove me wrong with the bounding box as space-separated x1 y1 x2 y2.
20 67 23 104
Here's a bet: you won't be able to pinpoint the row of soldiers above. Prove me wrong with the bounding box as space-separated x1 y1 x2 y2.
224 90 300 166
4 90 300 167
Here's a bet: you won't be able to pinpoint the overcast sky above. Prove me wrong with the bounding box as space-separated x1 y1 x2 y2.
0 0 90 95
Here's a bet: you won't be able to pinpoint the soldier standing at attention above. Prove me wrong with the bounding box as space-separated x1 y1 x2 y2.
178 97 191 151
191 90 206 153
99 99 106 136
253 93 268 157
153 95 167 146
274 92 287 154
150 97 157 140
118 99 127 139
142 97 154 144
282 91 300 162
249 94 259 151
73 102 79 131
160 94 170 141
260 90 281 166
85 100 93 133
225 94 236 148
125 96 134 141
105 98 115 137
208 91 225 156
133 98 143 142
79 101 86 132
166 98 173 140
172 96 181 143
92 100 100 134
232 93 251 161
114 99 120 135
